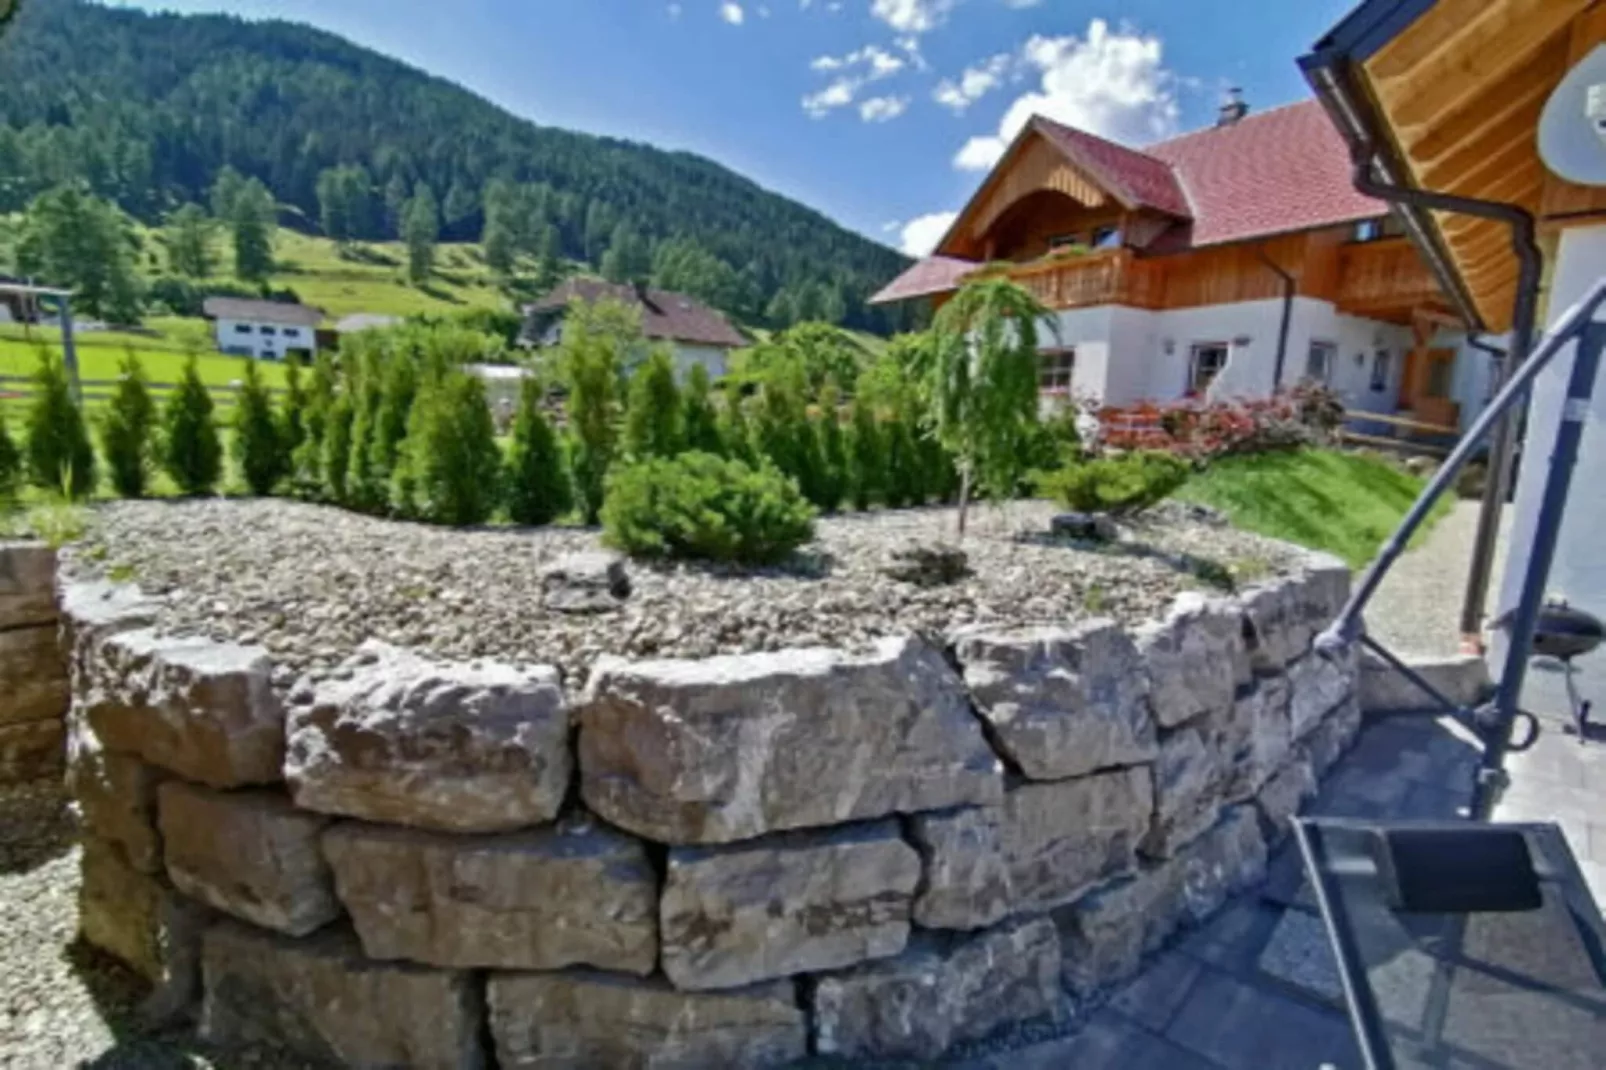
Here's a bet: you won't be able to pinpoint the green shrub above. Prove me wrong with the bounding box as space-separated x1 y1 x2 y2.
279 358 308 460
290 352 337 497
681 363 722 455
881 413 922 508
232 360 286 496
601 451 816 565
0 410 19 502
505 376 571 526
25 350 97 498
845 393 881 511
320 393 355 503
344 352 387 512
622 348 683 459
716 392 756 466
813 379 847 513
100 351 156 498
752 362 823 505
367 355 417 490
161 356 222 496
399 371 503 526
1040 452 1191 518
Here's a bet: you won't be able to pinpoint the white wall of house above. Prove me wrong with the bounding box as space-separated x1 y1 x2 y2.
670 343 731 382
213 317 317 361
1497 224 1606 641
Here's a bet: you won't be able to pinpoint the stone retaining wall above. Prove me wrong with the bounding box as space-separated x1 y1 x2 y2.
60 548 1363 1068
1 542 68 783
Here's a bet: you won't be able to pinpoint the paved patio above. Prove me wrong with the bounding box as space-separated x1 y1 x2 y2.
957 701 1605 1069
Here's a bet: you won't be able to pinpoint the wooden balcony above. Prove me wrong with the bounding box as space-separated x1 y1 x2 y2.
1005 249 1163 311
1334 237 1444 320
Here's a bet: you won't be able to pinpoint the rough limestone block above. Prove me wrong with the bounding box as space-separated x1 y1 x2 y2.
1287 647 1357 740
0 625 67 726
1256 755 1317 841
0 719 65 782
1217 675 1292 803
322 815 657 973
488 970 806 1069
1241 576 1310 674
86 629 283 788
67 719 165 873
578 635 1003 844
158 781 339 936
1057 805 1266 995
0 542 57 630
200 920 483 1070
78 835 210 1014
57 580 159 692
661 819 920 990
1135 593 1245 728
540 551 631 613
909 766 1153 929
951 620 1158 781
1300 696 1363 777
1143 722 1225 859
285 641 570 833
1298 552 1353 634
1360 651 1490 713
811 917 1064 1061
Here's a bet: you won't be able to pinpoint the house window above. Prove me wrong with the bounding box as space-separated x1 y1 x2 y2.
1352 219 1384 242
1189 343 1230 395
1039 348 1075 395
1091 225 1121 250
261 326 277 337
234 324 252 334
283 328 300 339
1426 354 1453 399
1306 341 1336 384
1048 233 1083 250
1370 350 1392 392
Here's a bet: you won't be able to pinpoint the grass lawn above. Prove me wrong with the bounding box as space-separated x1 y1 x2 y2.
1174 448 1452 569
268 231 509 318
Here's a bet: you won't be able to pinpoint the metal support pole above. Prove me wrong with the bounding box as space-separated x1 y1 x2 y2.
57 295 82 406
1470 321 1606 819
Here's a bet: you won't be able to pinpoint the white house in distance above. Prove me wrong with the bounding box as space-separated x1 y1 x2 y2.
202 297 325 361
871 96 1497 434
519 279 746 380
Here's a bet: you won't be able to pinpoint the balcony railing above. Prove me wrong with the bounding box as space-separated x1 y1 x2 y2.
1005 249 1163 311
1335 237 1442 316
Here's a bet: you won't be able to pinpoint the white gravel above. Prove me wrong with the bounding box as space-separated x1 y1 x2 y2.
66 497 1305 690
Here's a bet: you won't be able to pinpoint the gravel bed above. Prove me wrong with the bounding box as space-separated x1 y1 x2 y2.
1366 499 1511 657
67 498 1304 690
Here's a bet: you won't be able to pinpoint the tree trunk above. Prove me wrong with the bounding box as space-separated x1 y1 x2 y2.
956 461 972 539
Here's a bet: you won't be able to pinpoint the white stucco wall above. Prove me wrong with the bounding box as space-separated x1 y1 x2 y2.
213 317 317 361
670 343 731 381
1286 299 1411 416
1497 224 1606 633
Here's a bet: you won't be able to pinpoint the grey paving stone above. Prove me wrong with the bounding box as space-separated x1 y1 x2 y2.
954 1010 1222 1070
1174 897 1283 975
1164 965 1361 1070
1107 950 1203 1034
1398 781 1470 820
1256 909 1344 1008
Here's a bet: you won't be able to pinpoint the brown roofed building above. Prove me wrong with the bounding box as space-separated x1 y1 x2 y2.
520 278 746 380
202 296 326 361
873 97 1495 436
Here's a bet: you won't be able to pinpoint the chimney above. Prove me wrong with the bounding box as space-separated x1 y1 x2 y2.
1217 87 1248 127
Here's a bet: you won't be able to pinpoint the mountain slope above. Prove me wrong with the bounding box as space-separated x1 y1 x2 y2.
0 0 909 329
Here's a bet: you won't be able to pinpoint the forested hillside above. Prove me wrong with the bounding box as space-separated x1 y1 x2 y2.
0 0 910 329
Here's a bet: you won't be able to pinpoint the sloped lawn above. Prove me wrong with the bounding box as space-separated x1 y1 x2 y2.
1175 448 1452 569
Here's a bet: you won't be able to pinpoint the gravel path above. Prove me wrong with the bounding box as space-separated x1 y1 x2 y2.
67 498 1302 691
1365 499 1511 656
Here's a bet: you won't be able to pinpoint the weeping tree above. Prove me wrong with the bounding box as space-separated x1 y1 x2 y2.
926 276 1050 536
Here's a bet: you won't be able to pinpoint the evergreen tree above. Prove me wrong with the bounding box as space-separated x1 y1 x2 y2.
24 349 96 498
481 179 517 275
343 350 387 511
403 181 440 284
681 363 722 455
320 393 355 503
0 410 19 503
209 165 245 219
165 202 214 278
383 173 410 237
316 167 352 244
621 348 682 459
365 353 417 497
399 371 503 526
716 392 756 467
279 358 307 461
505 376 571 526
160 356 222 496
814 378 847 513
100 350 156 498
882 413 920 509
752 361 820 503
442 180 476 229
846 391 882 511
15 183 142 322
601 222 650 285
233 358 286 495
290 352 336 496
228 177 275 281
559 299 635 523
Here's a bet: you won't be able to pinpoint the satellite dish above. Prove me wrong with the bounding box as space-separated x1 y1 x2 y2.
1539 44 1606 186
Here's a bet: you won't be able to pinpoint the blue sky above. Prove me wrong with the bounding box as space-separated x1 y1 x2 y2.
119 0 1358 256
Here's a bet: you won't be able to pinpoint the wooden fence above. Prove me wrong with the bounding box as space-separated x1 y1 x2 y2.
1337 410 1460 457
0 375 286 413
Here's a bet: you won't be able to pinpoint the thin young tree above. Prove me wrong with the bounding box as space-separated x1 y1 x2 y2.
403 182 440 284
165 203 215 279
233 359 286 495
100 350 156 498
621 348 682 459
161 355 222 496
814 377 847 513
681 362 722 455
505 376 572 526
559 298 638 523
926 277 1049 535
279 358 308 461
845 390 882 511
24 349 96 498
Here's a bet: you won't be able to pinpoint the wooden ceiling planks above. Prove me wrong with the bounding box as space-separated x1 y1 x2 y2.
1359 0 1597 331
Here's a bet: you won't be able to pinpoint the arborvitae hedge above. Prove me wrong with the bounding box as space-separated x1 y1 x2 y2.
621 348 682 460
161 356 222 496
505 376 571 527
25 350 97 498
100 351 156 499
233 359 287 496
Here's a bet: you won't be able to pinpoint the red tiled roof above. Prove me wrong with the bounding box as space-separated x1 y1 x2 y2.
525 279 747 348
1143 99 1383 247
1031 118 1191 219
869 255 977 305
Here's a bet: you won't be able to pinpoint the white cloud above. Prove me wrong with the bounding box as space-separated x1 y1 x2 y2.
803 44 906 117
667 2 683 17
933 52 1012 113
720 2 745 24
954 19 1179 171
860 95 910 122
897 210 959 257
871 0 958 34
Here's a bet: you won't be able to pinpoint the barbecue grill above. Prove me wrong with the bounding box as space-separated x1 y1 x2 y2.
1494 597 1604 740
